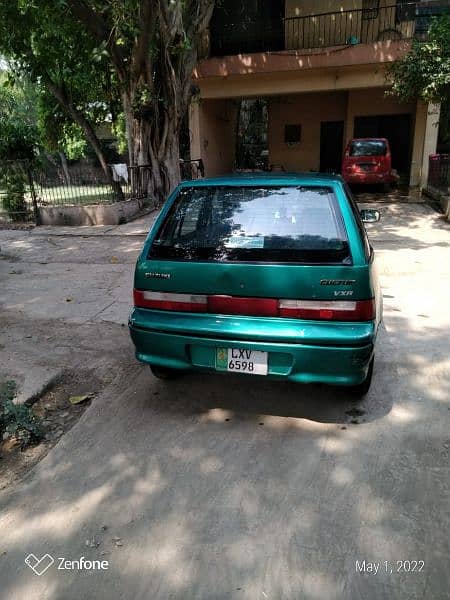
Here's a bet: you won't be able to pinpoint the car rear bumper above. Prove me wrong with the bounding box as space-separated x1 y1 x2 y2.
343 172 397 185
129 309 377 386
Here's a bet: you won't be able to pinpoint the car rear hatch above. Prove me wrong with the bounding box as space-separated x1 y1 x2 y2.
344 139 390 174
132 183 375 344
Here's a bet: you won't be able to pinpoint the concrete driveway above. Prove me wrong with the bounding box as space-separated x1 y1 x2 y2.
0 201 449 599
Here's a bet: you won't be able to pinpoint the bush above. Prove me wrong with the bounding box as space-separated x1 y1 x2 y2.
0 166 28 221
0 380 43 447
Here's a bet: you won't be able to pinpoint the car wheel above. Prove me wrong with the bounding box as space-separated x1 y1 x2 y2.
348 357 374 397
149 365 185 380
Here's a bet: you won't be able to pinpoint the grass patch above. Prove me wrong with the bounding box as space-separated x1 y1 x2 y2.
0 380 43 447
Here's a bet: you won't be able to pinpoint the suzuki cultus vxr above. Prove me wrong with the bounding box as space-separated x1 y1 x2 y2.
129 173 382 395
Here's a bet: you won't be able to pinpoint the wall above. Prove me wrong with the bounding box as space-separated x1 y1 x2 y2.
38 198 147 226
345 88 416 144
410 101 441 188
191 89 435 185
190 99 238 177
267 91 348 171
196 59 399 100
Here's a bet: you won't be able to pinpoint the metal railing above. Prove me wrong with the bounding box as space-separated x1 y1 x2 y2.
284 3 415 50
428 154 450 192
1 159 205 224
200 1 449 57
180 158 205 181
34 165 121 206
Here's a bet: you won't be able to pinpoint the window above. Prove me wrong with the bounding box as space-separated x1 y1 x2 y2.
149 186 350 264
343 183 371 261
349 140 387 157
284 124 301 144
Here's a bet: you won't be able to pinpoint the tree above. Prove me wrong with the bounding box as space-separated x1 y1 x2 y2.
0 74 38 160
0 2 123 196
387 16 450 145
0 76 39 219
66 1 215 202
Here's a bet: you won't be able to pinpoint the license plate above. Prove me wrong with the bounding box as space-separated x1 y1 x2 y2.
216 348 268 375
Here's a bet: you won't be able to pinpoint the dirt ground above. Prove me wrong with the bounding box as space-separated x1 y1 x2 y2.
0 200 449 600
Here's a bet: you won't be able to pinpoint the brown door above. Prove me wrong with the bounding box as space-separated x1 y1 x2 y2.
320 121 344 174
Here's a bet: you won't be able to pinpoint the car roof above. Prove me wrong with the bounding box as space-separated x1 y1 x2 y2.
349 137 388 142
178 172 343 188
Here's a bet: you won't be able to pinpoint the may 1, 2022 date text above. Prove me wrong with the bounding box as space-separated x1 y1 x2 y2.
355 560 425 574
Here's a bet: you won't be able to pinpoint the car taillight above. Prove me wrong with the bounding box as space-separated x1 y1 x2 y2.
133 290 207 312
134 290 376 321
208 295 278 316
278 299 375 321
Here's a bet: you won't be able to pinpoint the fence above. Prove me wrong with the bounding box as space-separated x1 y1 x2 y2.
284 3 417 50
180 158 205 181
428 154 450 193
203 1 449 57
34 164 128 207
0 158 205 224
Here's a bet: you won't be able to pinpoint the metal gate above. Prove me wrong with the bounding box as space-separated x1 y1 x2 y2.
0 160 38 225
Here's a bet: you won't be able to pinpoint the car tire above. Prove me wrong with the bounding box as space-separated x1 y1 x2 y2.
149 365 185 380
348 357 374 397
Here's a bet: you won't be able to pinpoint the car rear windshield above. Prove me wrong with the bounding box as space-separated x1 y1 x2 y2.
349 140 387 157
148 185 350 264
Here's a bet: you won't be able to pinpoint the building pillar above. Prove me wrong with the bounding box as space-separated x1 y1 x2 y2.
189 102 202 162
344 90 354 148
410 100 440 188
421 103 440 186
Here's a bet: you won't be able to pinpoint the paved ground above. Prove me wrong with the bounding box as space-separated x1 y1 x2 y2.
0 199 449 599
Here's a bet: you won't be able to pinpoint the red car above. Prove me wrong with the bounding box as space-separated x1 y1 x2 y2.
342 138 399 187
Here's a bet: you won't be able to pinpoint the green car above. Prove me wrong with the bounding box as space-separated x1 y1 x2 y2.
129 173 382 395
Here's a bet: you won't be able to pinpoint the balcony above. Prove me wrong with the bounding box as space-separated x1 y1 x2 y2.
199 1 449 59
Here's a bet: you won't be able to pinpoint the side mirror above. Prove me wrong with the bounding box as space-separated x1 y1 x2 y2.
360 209 380 223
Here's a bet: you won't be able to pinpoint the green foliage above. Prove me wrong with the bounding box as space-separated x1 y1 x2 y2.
0 166 28 220
0 0 215 198
37 92 89 159
111 113 128 156
62 125 89 160
0 76 39 160
0 1 125 160
387 16 450 104
0 380 43 447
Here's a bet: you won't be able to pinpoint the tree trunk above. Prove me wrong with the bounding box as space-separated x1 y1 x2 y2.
124 97 181 206
58 151 71 184
67 0 216 205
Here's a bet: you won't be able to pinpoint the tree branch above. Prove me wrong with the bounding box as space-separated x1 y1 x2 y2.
66 0 128 84
132 0 155 79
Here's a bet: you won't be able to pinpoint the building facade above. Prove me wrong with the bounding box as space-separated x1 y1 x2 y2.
189 0 446 187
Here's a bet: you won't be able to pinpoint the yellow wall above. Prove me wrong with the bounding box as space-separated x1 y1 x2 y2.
268 91 348 171
190 99 238 176
345 88 416 144
191 90 430 184
198 65 388 100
